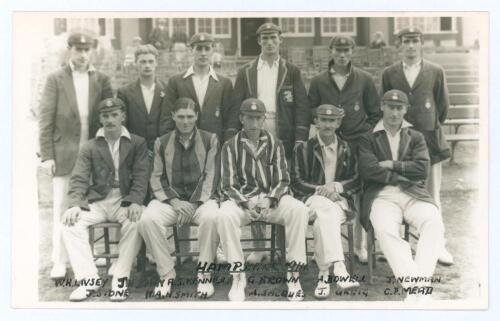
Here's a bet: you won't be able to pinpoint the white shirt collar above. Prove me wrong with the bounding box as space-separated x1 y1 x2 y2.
317 132 338 150
402 59 423 69
257 55 280 70
140 82 156 91
183 65 219 81
96 126 131 140
69 60 96 73
372 119 413 133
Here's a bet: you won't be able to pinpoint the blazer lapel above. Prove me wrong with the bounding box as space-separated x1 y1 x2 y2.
132 80 149 116
312 140 325 172
184 76 201 107
164 132 176 184
335 138 346 178
410 60 429 91
398 128 412 160
276 59 288 94
395 62 412 93
96 138 115 169
61 66 79 118
374 132 393 161
193 130 207 170
149 80 164 118
201 76 217 109
119 136 132 167
245 59 258 97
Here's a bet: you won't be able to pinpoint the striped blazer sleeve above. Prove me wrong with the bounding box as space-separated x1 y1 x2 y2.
267 138 290 200
149 137 180 202
291 141 318 197
221 138 248 203
338 143 361 196
193 133 220 203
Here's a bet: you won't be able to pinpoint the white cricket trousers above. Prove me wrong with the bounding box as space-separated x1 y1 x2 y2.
369 187 444 288
61 188 143 280
138 199 219 277
52 175 71 265
306 195 348 272
217 195 308 269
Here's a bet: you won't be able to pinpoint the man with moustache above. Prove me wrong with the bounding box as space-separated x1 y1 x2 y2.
308 35 381 264
38 31 113 279
231 22 310 263
381 27 453 265
358 90 445 302
61 98 149 302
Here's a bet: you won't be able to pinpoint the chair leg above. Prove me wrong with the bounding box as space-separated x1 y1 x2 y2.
367 226 374 285
347 224 354 276
278 226 286 266
270 224 276 264
89 226 95 257
104 227 111 272
172 225 181 266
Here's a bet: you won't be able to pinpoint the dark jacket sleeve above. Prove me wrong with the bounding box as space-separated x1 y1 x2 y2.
122 138 149 205
221 78 238 141
434 66 450 124
38 73 57 161
363 74 382 127
358 134 407 185
101 74 114 99
116 87 130 129
159 77 177 135
380 67 391 96
292 67 311 142
392 132 430 182
229 68 247 132
291 142 318 196
308 77 321 110
67 143 93 210
267 140 291 201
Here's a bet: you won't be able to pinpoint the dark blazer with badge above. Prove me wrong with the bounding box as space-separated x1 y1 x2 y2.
381 60 451 164
117 79 167 151
291 134 361 216
357 126 436 230
231 58 311 158
159 70 236 142
38 65 113 176
67 131 149 210
308 61 381 143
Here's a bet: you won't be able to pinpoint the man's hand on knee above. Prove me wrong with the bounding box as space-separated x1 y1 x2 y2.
62 206 81 226
127 203 143 222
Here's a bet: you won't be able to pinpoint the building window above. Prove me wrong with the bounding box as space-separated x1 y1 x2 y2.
152 18 189 37
394 17 457 34
195 18 231 38
56 18 115 39
279 17 314 37
321 17 356 36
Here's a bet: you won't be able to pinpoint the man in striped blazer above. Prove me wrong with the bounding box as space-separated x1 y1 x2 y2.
138 97 220 299
291 104 361 299
217 98 309 302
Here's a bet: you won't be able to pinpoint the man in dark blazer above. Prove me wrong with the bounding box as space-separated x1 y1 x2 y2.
159 32 236 262
358 90 445 302
381 27 453 265
61 98 149 302
230 23 311 263
308 35 381 264
117 44 166 153
291 104 361 298
38 31 113 279
159 33 236 142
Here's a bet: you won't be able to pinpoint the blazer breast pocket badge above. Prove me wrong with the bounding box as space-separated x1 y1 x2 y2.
282 90 294 103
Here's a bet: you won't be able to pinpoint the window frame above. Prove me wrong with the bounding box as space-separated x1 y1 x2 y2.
320 17 357 37
194 18 231 39
394 17 458 35
279 17 315 37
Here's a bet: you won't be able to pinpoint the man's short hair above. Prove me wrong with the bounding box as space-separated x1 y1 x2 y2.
173 97 197 114
134 44 159 61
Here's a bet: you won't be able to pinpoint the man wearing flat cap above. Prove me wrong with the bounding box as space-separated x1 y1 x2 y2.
381 27 454 265
159 32 236 262
231 22 310 263
217 98 309 302
308 35 381 264
358 90 445 302
291 104 361 299
38 31 113 279
61 98 149 302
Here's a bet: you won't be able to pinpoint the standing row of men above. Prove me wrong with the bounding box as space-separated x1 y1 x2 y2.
39 22 453 302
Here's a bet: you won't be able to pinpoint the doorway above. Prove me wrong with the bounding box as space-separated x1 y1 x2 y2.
240 18 267 56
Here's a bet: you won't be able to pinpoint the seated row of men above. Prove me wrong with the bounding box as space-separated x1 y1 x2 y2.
60 90 444 303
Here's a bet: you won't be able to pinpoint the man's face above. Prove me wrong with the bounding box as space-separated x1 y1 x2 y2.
69 45 92 69
173 108 198 134
331 47 353 67
315 116 342 137
192 43 213 67
100 109 125 133
382 103 408 128
401 35 422 60
136 53 157 78
240 114 265 136
257 32 282 56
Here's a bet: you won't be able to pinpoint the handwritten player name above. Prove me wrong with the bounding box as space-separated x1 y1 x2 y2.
197 261 306 273
385 276 442 284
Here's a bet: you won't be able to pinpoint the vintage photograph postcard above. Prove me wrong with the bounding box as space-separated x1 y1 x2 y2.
10 11 488 309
